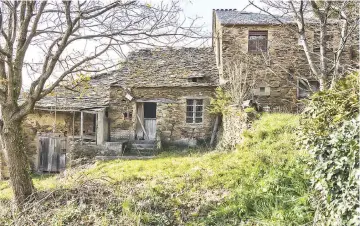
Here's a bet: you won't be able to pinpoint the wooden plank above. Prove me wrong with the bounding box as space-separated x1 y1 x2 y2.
80 111 84 145
210 115 220 147
136 103 144 139
144 118 156 140
40 137 49 171
137 114 149 140
48 138 54 172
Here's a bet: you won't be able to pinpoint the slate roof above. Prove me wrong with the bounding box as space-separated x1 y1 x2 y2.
111 47 219 88
214 10 293 25
34 47 219 111
34 72 118 111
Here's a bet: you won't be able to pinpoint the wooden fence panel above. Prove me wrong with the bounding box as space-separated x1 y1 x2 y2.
38 136 67 172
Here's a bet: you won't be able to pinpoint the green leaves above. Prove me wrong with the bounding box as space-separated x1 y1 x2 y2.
208 87 232 115
299 73 359 225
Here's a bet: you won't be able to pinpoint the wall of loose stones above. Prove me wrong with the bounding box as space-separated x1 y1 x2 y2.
109 86 216 144
217 106 249 150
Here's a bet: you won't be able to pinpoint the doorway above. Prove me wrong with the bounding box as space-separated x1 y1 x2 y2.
136 102 157 140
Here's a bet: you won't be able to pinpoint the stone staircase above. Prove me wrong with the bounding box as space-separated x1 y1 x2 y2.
129 140 156 156
97 140 156 158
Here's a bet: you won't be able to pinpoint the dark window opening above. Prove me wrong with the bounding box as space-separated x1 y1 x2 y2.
123 112 132 120
186 99 203 124
248 31 268 53
144 102 156 118
93 114 96 133
298 80 320 99
350 45 359 60
259 87 266 93
313 32 333 52
288 68 295 80
188 77 203 83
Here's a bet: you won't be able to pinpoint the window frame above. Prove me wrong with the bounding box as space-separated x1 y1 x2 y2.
186 99 204 124
248 31 268 53
297 79 320 99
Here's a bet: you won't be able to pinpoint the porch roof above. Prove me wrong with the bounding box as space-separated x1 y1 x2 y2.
33 72 118 111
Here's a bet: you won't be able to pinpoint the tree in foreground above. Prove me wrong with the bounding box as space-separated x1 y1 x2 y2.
0 0 204 208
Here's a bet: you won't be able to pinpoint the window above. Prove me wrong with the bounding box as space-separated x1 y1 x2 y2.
350 45 359 60
186 99 203 123
188 77 203 83
259 87 266 94
248 31 268 53
123 112 132 120
298 80 320 99
313 32 333 52
253 85 270 96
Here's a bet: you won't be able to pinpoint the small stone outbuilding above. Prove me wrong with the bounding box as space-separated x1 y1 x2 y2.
109 47 219 145
25 47 218 155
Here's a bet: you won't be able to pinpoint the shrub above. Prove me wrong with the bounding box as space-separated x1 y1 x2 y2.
299 73 359 225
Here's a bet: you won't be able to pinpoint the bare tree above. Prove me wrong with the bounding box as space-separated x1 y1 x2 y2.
0 0 204 208
249 0 359 90
224 52 258 107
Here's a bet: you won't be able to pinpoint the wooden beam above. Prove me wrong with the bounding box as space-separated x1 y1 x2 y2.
80 111 84 145
137 114 149 140
210 115 220 148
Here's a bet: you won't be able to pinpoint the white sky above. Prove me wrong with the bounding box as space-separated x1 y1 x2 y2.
22 0 260 88
182 0 258 32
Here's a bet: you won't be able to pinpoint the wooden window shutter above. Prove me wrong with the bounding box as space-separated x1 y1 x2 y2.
248 31 268 53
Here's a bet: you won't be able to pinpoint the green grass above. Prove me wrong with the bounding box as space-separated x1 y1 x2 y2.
0 113 313 225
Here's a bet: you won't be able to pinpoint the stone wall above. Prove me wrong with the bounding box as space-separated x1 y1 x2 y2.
217 106 249 150
215 22 358 112
109 86 216 144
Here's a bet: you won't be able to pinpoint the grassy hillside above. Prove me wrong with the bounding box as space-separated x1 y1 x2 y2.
0 113 313 225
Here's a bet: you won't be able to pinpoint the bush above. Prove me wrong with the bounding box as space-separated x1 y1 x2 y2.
299 73 359 225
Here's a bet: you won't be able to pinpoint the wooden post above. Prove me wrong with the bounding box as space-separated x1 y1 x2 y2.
210 114 220 148
137 114 149 140
80 111 84 145
72 111 75 139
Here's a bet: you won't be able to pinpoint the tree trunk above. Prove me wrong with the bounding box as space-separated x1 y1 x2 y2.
1 118 35 208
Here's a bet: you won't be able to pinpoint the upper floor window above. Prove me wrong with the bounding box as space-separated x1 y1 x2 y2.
313 32 334 52
298 80 320 99
186 99 203 123
248 31 268 53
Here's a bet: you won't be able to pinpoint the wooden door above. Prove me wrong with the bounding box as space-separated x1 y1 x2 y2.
144 102 156 140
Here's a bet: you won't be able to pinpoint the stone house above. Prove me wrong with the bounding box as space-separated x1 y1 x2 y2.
108 48 218 145
212 9 358 112
22 47 217 161
1 9 357 176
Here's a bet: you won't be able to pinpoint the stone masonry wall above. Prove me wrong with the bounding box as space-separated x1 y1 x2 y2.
109 86 216 144
217 106 248 149
216 23 358 112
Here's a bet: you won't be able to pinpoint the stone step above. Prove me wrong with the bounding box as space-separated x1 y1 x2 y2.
132 140 156 144
131 143 156 150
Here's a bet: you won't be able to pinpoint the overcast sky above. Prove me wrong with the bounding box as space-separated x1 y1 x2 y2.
182 0 257 32
23 0 259 88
